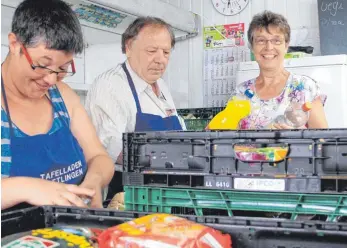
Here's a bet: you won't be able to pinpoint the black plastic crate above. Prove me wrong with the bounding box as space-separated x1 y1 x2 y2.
2 206 347 248
123 172 347 193
177 107 223 131
123 129 347 178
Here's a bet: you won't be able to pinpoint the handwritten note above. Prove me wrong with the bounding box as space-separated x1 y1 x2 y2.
320 0 344 17
317 0 347 55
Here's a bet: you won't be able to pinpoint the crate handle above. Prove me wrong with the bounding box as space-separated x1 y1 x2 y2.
233 143 289 163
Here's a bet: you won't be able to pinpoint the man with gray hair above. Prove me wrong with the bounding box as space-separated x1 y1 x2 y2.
85 17 184 195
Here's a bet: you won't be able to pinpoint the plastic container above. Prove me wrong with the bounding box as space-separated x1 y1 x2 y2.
207 90 254 130
122 129 347 177
2 206 347 248
177 107 223 131
274 102 312 128
123 172 347 193
124 186 347 221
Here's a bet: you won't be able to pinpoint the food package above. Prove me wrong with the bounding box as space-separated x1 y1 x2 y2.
1 227 101 248
234 145 288 163
97 213 232 248
107 192 125 210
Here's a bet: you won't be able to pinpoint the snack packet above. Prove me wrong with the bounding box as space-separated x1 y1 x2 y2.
97 213 232 248
1 227 100 248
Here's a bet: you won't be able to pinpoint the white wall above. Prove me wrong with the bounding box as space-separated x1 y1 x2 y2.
84 40 125 86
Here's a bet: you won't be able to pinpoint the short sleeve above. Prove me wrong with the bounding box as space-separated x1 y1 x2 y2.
301 75 327 106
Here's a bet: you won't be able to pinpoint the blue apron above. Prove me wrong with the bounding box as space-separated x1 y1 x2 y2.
1 77 87 185
122 63 182 131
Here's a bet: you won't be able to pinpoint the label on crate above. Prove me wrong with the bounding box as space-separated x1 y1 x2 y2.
234 178 285 191
204 176 232 189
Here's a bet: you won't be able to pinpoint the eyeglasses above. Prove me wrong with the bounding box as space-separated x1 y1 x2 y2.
20 44 76 79
254 38 284 46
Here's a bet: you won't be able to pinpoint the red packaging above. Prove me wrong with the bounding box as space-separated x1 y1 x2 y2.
97 213 232 248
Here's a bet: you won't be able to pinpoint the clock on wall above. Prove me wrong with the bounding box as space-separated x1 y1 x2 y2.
211 0 250 16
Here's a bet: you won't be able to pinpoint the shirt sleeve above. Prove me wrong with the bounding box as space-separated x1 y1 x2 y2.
85 73 129 162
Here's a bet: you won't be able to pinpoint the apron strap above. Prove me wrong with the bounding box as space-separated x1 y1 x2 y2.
1 75 15 137
122 63 142 113
45 87 70 128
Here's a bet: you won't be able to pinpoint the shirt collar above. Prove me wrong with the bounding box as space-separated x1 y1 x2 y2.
125 60 152 94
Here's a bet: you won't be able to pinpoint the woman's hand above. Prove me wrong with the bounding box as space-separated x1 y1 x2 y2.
56 83 115 208
80 174 104 208
23 178 95 207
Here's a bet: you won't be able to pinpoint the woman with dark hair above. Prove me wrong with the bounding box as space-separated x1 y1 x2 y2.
235 11 328 129
1 0 114 210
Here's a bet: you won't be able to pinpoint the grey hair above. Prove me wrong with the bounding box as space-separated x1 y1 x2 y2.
121 16 175 53
248 10 290 48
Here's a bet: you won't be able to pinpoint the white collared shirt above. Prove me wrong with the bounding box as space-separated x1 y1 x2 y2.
85 61 185 164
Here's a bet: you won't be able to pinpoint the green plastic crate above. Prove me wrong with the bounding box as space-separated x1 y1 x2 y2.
124 186 347 221
177 107 223 131
184 119 210 130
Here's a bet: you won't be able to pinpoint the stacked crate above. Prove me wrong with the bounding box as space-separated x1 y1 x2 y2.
122 129 347 225
177 107 223 131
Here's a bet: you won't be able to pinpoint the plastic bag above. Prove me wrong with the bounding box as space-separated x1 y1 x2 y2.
1 227 99 248
107 192 125 210
97 213 232 248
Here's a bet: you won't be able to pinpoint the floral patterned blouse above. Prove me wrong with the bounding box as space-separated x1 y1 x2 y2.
236 73 327 129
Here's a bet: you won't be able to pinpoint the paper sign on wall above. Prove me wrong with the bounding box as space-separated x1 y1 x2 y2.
204 23 245 49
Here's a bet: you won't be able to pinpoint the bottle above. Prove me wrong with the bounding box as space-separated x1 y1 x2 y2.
207 89 254 130
274 102 312 128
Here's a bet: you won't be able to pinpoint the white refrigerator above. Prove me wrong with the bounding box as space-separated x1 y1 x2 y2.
236 55 347 128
